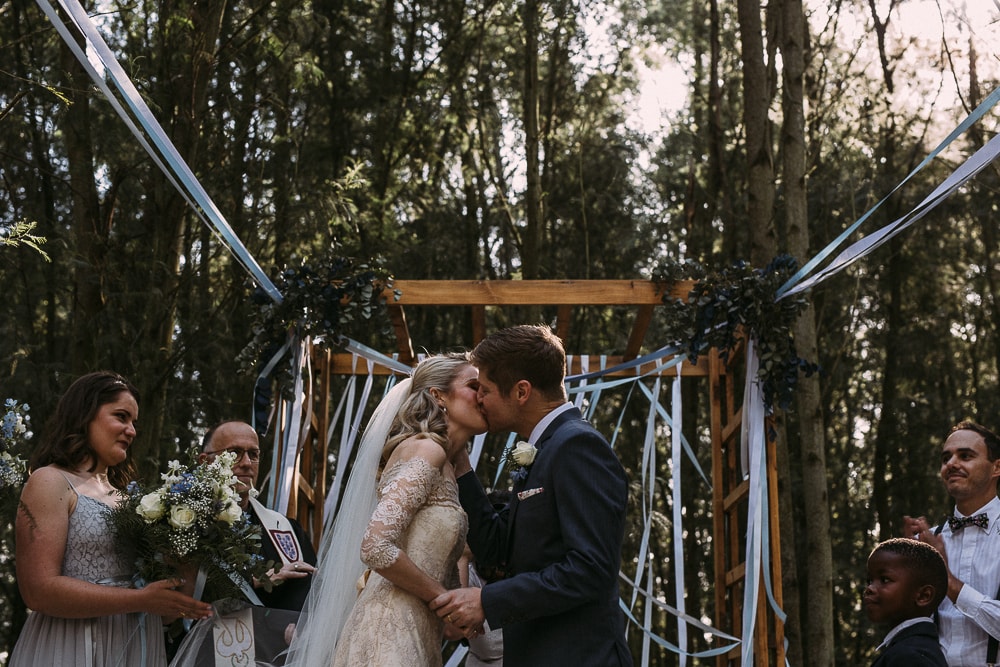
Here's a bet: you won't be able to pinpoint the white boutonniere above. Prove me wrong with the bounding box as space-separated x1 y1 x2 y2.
511 441 537 467
505 440 537 483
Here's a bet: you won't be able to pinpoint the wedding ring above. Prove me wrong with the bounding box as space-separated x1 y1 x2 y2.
179 611 186 618
446 614 453 624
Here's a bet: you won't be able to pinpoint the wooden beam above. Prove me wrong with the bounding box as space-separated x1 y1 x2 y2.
385 279 692 305
471 306 487 344
327 351 712 377
387 304 414 363
624 304 655 360
555 304 572 342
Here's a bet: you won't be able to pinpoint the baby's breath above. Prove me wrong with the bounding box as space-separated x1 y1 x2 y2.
109 450 272 600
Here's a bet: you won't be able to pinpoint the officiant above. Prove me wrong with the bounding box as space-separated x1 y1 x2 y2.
198 420 317 611
164 421 320 664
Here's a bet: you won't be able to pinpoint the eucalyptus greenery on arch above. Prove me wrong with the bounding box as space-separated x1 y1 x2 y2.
652 255 819 411
236 256 398 399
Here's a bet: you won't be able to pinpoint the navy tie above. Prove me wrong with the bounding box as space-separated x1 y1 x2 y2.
948 513 989 532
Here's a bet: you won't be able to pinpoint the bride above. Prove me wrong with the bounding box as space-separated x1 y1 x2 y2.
286 353 487 666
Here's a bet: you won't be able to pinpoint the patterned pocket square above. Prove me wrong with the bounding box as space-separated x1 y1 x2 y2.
517 487 544 501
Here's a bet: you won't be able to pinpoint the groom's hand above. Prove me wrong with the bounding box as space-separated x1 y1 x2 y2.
430 587 485 632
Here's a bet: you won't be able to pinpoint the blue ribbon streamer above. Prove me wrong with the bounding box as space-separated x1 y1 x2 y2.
40 0 282 304
777 85 1000 298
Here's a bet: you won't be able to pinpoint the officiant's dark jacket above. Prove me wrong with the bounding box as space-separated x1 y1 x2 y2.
249 508 317 612
871 620 946 667
459 407 633 666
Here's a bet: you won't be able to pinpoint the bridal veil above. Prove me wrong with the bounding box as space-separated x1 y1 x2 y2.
283 377 413 666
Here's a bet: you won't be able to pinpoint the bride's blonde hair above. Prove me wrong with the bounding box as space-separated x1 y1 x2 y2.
380 352 471 463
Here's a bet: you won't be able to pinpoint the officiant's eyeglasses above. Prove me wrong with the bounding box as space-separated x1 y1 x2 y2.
207 446 261 462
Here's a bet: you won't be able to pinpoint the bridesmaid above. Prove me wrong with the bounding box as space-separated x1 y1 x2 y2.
9 371 212 667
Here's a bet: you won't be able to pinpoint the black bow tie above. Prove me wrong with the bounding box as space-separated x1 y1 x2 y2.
948 513 989 532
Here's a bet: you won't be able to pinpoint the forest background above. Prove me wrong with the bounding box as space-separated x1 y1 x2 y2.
2 0 999 664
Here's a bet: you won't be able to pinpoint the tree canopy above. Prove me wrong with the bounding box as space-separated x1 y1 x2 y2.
2 0 999 663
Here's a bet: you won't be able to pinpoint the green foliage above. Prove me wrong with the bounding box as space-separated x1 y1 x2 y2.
236 256 397 392
0 222 49 262
652 255 818 411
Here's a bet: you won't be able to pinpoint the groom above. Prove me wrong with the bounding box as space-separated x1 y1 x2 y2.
431 324 633 666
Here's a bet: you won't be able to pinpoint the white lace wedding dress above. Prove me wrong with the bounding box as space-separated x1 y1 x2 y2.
332 457 467 667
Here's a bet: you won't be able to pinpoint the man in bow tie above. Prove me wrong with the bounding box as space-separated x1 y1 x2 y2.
903 421 1000 665
430 324 633 666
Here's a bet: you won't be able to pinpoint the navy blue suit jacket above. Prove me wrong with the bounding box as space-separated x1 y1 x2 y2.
871 620 947 667
459 407 633 666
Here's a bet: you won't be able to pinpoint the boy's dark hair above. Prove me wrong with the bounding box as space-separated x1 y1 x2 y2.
872 537 948 609
950 420 1000 461
471 324 566 399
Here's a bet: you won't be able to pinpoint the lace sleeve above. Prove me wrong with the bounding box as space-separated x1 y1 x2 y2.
360 457 441 570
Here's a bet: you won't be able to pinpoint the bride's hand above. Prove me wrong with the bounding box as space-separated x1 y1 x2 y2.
442 621 465 641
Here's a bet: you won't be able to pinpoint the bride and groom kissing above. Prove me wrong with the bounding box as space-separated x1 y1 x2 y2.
286 324 634 667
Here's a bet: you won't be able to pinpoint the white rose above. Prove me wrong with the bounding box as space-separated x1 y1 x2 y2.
136 492 166 522
168 504 197 530
216 501 243 525
511 441 537 467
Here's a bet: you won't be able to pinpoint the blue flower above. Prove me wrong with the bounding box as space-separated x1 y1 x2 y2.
170 473 196 494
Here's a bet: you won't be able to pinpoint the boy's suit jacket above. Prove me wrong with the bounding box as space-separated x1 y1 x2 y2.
871 620 947 667
459 407 633 666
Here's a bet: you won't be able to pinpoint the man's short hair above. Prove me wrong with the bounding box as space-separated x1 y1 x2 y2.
471 324 566 398
950 421 1000 461
201 419 250 451
872 537 948 609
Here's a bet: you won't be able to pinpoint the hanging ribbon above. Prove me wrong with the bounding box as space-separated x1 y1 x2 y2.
618 594 740 659
39 0 282 304
324 356 377 518
777 84 1000 298
638 376 660 666
740 339 766 666
671 364 688 666
780 129 1000 299
272 337 308 515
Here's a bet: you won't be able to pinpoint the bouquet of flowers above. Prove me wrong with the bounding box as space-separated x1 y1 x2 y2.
0 398 31 492
110 450 273 601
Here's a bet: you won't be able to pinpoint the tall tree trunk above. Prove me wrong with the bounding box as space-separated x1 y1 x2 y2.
521 0 542 279
736 0 775 266
138 0 228 463
780 0 831 663
62 39 104 373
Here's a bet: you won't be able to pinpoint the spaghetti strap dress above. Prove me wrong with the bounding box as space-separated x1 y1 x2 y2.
9 486 166 667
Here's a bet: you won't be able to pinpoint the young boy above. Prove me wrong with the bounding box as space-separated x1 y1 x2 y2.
864 538 948 666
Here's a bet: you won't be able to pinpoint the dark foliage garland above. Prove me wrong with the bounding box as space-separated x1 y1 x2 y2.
651 255 819 411
237 256 397 398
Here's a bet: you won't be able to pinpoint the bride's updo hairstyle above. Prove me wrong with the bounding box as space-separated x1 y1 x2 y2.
380 352 471 463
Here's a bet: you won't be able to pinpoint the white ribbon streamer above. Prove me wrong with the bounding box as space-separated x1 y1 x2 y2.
740 339 766 666
40 0 282 303
781 128 1000 299
671 364 687 666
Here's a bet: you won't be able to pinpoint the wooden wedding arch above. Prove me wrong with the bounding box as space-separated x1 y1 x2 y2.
270 279 784 666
